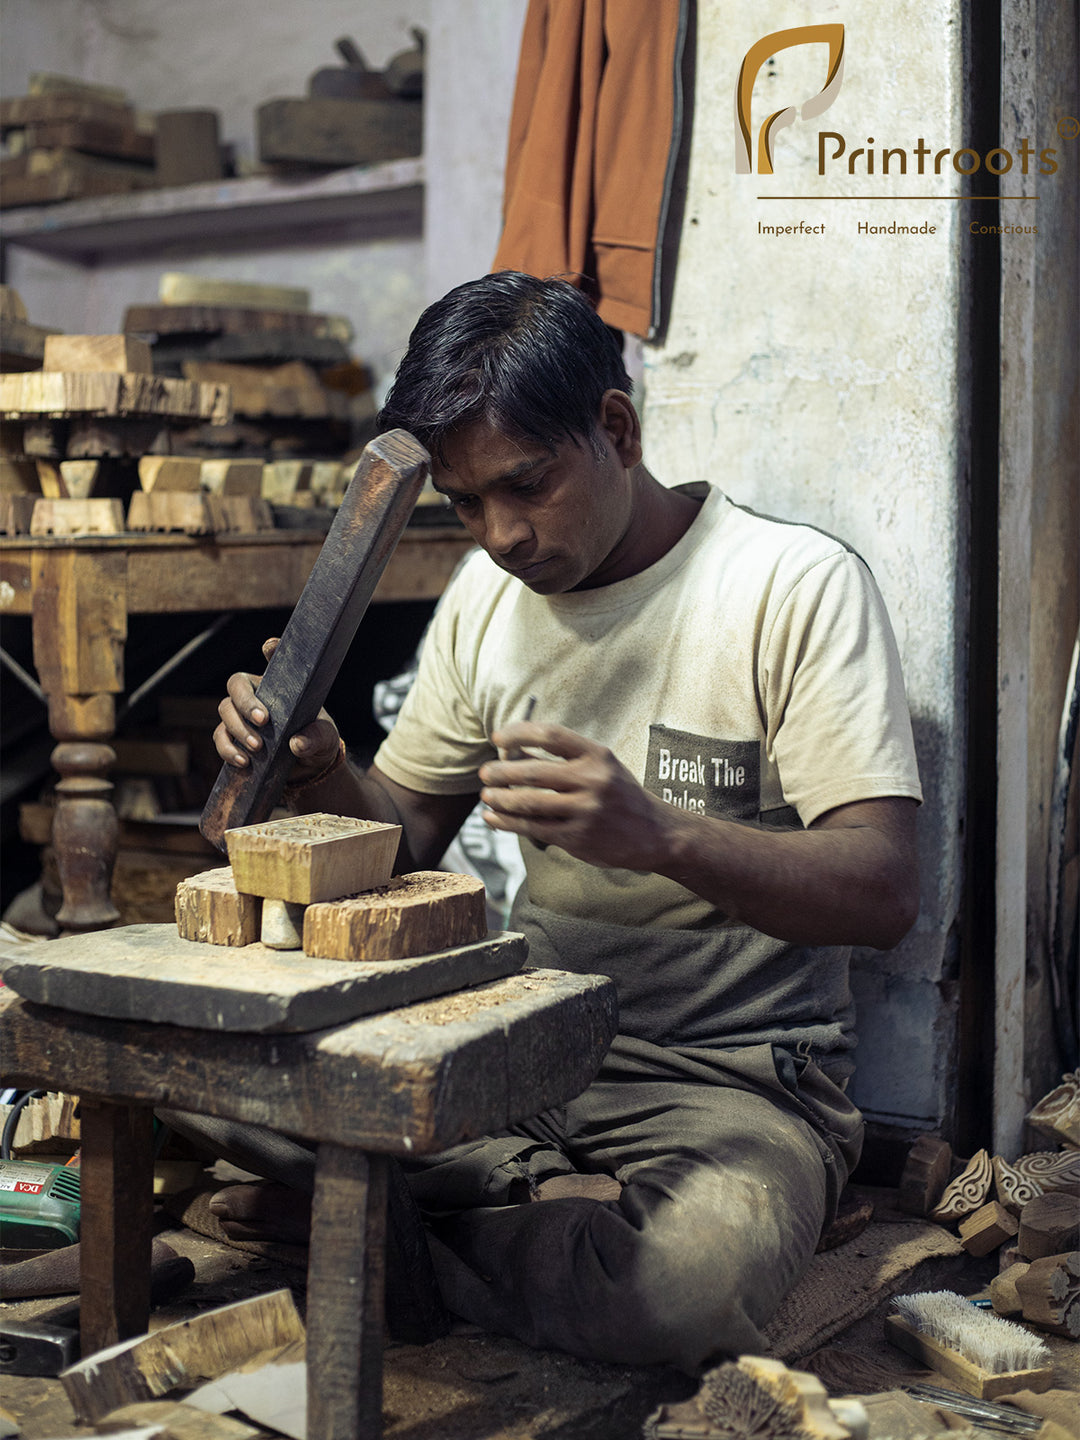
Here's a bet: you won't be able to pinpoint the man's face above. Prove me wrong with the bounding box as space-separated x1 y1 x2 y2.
431 394 643 595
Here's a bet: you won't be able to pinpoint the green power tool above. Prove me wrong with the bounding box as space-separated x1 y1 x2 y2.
0 1159 81 1248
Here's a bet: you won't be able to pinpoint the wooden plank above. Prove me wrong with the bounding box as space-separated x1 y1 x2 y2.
225 813 401 903
124 302 352 341
0 371 231 422
161 273 310 312
0 93 135 130
200 430 429 847
61 1288 304 1424
305 872 487 961
44 333 152 374
307 1147 385 1440
0 921 527 1033
0 967 618 1153
257 96 422 167
78 1100 155 1353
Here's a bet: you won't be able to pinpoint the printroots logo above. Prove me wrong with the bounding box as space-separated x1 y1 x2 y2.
735 25 845 174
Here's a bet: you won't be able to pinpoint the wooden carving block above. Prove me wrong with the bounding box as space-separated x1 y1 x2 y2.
1018 1191 1080 1259
932 1148 993 1223
206 495 275 534
43 333 152 375
0 493 37 534
959 1199 1019 1256
261 460 313 501
200 457 263 495
139 455 204 491
1027 1070 1080 1148
59 1288 303 1424
30 496 124 536
225 813 401 904
199 430 429 846
176 866 261 946
155 109 223 187
0 371 230 422
127 490 214 534
36 459 100 499
124 302 353 342
257 96 422 167
304 872 487 962
0 458 40 494
161 272 311 312
21 118 155 163
990 1261 1030 1316
899 1134 953 1216
0 284 28 322
1014 1251 1080 1337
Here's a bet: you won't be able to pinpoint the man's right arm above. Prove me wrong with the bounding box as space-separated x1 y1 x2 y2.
213 639 478 872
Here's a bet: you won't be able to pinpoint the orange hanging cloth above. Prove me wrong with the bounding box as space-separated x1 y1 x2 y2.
492 0 689 339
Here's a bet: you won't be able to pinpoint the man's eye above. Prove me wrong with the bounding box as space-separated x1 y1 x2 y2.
452 494 479 510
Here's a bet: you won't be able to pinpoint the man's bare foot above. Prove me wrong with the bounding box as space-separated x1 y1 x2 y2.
534 1174 622 1203
208 1181 312 1243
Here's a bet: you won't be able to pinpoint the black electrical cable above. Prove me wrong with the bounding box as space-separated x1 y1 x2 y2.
1 1089 45 1160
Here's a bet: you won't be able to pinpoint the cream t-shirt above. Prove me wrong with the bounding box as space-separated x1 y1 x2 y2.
375 483 922 937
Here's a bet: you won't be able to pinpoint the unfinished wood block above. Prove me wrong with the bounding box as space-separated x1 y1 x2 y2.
304 872 487 962
0 458 39 494
30 496 124 536
990 1261 1030 1317
0 284 28 322
224 813 401 905
127 490 214 534
257 96 422 167
1018 1191 1080 1259
1014 1251 1080 1337
899 1134 954 1216
261 897 306 950
0 493 37 533
60 1288 303 1424
932 1149 993 1224
138 455 204 492
175 867 261 946
155 109 223 187
36 458 102 499
0 371 230 423
959 1200 1020 1256
200 457 263 495
1027 1070 1080 1149
261 460 314 502
206 495 275 533
27 72 129 105
161 273 310 312
0 1089 80 1156
43 333 152 375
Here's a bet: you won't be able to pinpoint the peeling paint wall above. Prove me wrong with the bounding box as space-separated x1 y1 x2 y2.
643 2 970 1130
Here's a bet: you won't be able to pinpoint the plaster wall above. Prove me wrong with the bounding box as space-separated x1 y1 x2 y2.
642 1 970 1128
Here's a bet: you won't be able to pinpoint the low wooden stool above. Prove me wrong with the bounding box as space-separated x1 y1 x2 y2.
0 924 618 1439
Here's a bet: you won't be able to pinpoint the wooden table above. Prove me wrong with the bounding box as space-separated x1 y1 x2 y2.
0 949 618 1440
0 526 473 930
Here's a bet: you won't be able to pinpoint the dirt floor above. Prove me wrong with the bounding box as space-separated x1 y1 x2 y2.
2 1182 1077 1439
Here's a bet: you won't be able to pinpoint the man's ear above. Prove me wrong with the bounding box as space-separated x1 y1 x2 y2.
598 390 643 468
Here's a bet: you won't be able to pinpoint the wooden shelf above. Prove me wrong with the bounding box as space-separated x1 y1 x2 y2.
0 158 425 264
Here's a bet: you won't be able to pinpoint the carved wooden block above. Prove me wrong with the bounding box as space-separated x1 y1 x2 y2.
959 1199 1019 1256
989 1261 1030 1317
995 1151 1080 1214
0 371 230 422
225 812 401 904
200 457 264 495
127 490 214 534
43 333 152 375
931 1148 993 1224
1027 1069 1080 1148
29 497 124 536
1014 1251 1080 1337
0 493 37 534
898 1134 953 1216
138 455 203 492
304 872 487 962
206 495 275 533
1018 1192 1080 1260
175 866 261 947
0 457 39 494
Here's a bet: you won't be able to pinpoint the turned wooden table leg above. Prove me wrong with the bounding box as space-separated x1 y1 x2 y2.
78 1099 155 1354
307 1146 388 1440
30 548 127 931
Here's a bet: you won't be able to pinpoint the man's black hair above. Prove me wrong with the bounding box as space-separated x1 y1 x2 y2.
377 270 633 464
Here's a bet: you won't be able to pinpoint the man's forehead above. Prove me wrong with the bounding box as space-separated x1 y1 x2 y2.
433 422 557 486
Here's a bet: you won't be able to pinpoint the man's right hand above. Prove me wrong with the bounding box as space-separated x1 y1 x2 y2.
213 637 343 783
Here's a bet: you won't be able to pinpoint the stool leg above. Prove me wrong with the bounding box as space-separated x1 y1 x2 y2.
78 1100 154 1353
307 1146 388 1440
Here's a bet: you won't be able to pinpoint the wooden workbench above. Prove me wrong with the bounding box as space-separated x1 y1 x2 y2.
0 526 473 931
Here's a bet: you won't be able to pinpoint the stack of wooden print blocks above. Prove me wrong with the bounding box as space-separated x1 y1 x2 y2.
176 812 488 961
0 79 157 209
0 329 234 537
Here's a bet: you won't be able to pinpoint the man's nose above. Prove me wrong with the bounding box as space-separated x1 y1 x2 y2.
483 500 531 555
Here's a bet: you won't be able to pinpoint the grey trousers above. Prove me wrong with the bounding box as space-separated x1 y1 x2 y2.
406 1035 863 1373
